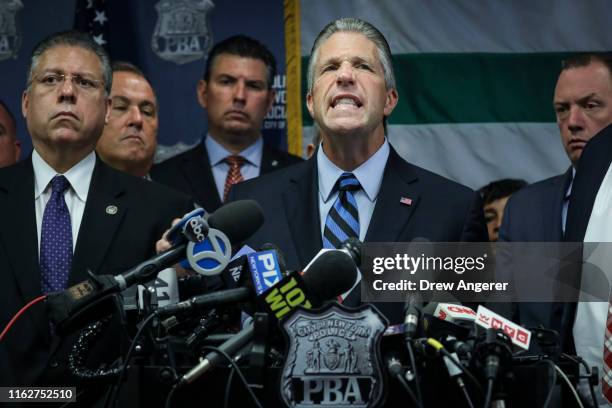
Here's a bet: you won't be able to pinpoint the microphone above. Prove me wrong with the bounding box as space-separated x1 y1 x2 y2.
46 200 264 331
157 248 356 318
261 249 358 320
403 292 423 341
176 249 358 386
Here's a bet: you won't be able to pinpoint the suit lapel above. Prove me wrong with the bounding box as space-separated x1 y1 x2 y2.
365 148 419 242
69 159 126 285
282 159 321 267
566 126 612 241
0 159 41 303
181 143 222 211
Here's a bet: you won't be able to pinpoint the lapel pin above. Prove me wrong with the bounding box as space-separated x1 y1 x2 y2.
400 197 412 206
271 160 279 167
106 205 118 215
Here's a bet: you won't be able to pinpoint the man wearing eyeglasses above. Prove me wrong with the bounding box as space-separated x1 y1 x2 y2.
0 31 192 400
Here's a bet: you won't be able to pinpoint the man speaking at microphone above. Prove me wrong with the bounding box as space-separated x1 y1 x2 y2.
229 18 487 323
0 31 193 398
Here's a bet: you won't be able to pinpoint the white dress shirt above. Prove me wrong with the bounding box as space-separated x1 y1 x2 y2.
205 135 263 201
32 150 95 255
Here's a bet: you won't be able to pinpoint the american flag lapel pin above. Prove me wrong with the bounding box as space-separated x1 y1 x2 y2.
400 197 412 206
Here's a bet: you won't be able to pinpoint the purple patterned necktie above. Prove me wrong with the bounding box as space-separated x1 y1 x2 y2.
40 175 73 294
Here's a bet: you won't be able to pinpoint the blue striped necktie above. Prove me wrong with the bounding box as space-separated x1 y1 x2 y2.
323 173 361 249
40 175 73 294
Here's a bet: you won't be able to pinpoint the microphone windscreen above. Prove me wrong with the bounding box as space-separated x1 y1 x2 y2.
302 250 357 301
208 200 264 242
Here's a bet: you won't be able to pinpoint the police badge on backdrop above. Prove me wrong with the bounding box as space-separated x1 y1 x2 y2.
280 303 388 408
152 0 214 65
0 0 22 60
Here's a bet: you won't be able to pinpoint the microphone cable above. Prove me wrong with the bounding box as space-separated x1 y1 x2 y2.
536 359 557 408
0 294 47 341
406 340 424 407
105 311 158 408
426 338 484 397
562 353 598 408
165 345 263 408
554 363 584 408
483 377 494 408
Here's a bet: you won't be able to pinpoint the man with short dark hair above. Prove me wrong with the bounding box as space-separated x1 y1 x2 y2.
0 31 192 398
0 99 21 168
230 18 487 323
151 35 302 211
96 61 158 177
479 178 527 242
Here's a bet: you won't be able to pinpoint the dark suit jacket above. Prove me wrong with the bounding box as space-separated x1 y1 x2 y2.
497 168 573 351
150 141 303 212
230 147 488 323
0 157 193 392
566 123 612 242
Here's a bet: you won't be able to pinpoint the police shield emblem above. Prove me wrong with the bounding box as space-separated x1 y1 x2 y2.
281 303 388 408
0 0 23 61
152 0 214 65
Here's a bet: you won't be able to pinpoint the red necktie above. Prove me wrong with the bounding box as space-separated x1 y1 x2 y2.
223 155 245 202
603 296 612 403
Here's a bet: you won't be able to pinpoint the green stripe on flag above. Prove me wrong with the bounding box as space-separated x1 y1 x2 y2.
302 52 583 125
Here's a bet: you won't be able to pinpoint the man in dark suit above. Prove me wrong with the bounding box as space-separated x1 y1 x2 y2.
0 31 192 400
230 18 487 324
96 61 159 178
151 35 302 212
499 53 612 343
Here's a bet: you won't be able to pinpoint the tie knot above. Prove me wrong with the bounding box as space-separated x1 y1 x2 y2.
51 175 70 194
337 173 360 192
225 155 245 168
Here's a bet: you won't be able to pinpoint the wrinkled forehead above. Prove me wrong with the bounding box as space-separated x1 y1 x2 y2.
36 45 104 76
314 32 380 67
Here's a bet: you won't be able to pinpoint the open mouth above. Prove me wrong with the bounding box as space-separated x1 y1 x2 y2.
331 95 363 109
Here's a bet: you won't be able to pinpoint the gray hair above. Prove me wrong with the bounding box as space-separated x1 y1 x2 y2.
26 30 112 95
306 18 396 93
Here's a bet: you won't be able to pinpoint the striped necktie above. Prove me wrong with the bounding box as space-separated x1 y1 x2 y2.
223 155 245 202
323 173 361 249
40 175 73 294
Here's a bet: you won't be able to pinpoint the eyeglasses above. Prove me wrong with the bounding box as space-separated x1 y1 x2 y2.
31 72 104 92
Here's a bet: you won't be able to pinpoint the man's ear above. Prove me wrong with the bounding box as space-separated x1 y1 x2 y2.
197 79 208 109
383 88 399 117
306 92 315 119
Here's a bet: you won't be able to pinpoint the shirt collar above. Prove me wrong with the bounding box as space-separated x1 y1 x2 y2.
204 134 263 167
317 139 390 203
32 150 96 202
